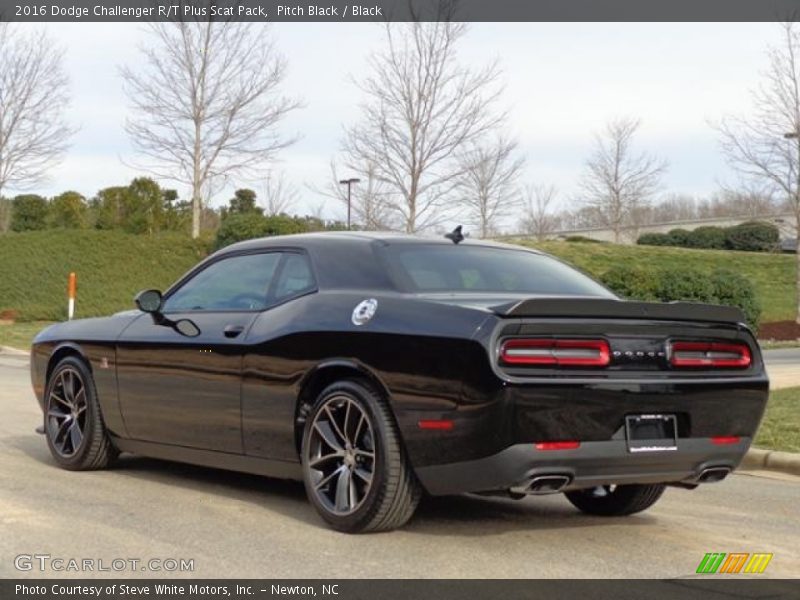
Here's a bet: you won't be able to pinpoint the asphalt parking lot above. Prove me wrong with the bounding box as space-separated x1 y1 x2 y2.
1 350 799 579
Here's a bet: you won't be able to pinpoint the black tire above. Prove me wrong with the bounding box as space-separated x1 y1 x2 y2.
301 379 421 533
565 484 666 516
43 356 118 471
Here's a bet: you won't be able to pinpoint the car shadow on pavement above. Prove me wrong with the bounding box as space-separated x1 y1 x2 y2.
11 434 658 535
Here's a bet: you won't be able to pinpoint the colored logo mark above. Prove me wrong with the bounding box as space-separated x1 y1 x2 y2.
696 552 773 574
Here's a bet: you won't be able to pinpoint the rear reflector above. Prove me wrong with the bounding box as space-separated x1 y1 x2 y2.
711 436 741 445
418 419 454 431
670 341 751 369
535 441 581 451
500 338 610 367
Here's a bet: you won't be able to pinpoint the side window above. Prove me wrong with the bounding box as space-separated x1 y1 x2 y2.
163 253 281 312
274 253 316 300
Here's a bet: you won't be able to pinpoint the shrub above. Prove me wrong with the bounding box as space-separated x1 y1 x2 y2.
214 213 274 250
262 214 308 237
686 226 727 249
655 268 716 304
724 221 780 252
709 269 761 329
10 194 48 231
636 232 671 246
666 228 692 247
49 191 89 229
600 266 659 301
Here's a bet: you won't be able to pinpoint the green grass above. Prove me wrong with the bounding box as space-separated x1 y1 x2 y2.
512 239 797 324
755 387 800 453
0 230 796 326
0 230 208 322
0 321 52 350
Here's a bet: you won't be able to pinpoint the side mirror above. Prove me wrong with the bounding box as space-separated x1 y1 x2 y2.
135 289 163 314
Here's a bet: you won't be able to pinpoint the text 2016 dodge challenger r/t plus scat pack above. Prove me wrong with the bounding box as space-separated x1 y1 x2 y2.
29 232 769 533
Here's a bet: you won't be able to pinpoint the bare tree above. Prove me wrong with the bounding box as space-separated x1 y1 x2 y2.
263 170 298 216
455 136 523 238
0 24 74 199
310 160 395 230
121 20 300 238
711 184 779 218
521 184 559 241
579 118 667 243
717 21 800 323
344 20 506 233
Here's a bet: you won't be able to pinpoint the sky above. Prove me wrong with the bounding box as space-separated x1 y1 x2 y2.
9 22 781 223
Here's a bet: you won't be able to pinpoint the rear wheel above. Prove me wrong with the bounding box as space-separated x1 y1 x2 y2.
44 356 118 470
301 379 421 533
565 483 666 516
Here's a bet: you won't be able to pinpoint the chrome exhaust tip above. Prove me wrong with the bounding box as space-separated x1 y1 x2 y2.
696 466 731 483
511 474 571 495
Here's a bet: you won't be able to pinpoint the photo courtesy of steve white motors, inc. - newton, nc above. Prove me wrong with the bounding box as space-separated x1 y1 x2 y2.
2 0 800 598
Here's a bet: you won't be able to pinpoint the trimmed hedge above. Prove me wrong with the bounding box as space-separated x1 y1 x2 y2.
666 228 692 247
686 226 727 249
725 221 780 252
600 265 761 329
637 220 780 253
636 232 671 246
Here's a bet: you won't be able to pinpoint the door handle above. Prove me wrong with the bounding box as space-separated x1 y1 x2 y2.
223 325 245 338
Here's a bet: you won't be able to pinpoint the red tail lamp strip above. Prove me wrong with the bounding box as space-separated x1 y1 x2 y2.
500 338 610 367
418 419 454 431
535 441 581 451
711 436 741 445
670 341 751 368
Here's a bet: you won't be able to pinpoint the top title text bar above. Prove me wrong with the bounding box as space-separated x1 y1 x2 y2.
4 0 800 23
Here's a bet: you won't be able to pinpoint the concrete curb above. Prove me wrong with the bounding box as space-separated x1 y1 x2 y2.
742 448 800 477
0 346 28 357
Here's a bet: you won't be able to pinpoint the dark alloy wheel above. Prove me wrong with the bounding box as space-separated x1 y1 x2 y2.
46 366 87 457
301 379 421 533
44 356 118 470
306 394 376 515
565 483 666 516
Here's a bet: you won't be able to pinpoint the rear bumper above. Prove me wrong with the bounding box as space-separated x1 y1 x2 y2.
414 436 751 496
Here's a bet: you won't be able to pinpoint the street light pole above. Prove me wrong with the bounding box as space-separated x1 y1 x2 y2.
339 177 361 230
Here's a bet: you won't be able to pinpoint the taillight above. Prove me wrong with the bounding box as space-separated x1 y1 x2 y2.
711 436 741 445
535 441 581 450
499 338 610 367
669 341 751 369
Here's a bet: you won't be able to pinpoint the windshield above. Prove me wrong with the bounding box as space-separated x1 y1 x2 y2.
383 244 615 298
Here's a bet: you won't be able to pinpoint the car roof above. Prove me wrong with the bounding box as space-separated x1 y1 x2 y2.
220 230 544 255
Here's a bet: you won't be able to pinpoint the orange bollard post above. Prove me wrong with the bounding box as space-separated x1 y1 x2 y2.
67 272 76 320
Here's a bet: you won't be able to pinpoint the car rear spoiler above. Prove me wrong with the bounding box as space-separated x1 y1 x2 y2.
491 298 746 325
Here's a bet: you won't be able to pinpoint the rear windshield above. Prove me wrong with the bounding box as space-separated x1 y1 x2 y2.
382 244 614 297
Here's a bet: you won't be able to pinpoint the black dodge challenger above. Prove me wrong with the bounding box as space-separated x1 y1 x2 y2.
30 232 769 532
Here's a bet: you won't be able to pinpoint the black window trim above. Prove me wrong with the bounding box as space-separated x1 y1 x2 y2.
160 247 319 315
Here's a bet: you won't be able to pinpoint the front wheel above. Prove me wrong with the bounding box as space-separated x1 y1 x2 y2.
565 483 666 516
301 379 421 533
44 356 118 470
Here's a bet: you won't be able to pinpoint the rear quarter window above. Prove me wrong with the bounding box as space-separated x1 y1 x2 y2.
385 244 614 297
